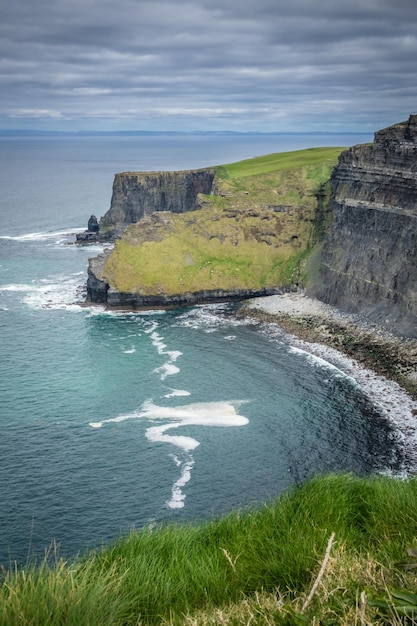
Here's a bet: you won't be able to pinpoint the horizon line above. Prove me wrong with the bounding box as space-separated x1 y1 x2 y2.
0 129 373 137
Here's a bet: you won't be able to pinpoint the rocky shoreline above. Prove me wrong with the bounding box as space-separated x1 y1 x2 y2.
239 292 417 471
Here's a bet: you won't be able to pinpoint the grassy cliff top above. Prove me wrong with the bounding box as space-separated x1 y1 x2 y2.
101 146 343 296
2 473 417 624
217 146 344 179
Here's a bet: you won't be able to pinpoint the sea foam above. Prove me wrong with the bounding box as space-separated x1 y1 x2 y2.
89 399 249 509
0 228 85 242
1 273 87 311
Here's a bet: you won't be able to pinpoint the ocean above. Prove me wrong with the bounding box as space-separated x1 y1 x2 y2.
1 131 404 567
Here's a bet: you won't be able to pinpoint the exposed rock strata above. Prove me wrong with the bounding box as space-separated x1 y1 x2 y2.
104 287 282 309
312 115 417 338
99 168 215 237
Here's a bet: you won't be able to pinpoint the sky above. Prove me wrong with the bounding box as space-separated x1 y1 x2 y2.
1 0 416 133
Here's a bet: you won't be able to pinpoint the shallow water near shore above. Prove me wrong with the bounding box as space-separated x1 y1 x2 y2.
2 131 407 567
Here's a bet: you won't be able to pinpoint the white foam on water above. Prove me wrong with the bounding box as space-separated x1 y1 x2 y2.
175 303 250 332
22 274 87 310
164 388 191 398
146 327 183 382
1 283 41 292
140 399 249 429
144 320 159 334
89 400 248 432
150 331 167 353
168 458 195 509
146 423 200 451
86 307 166 319
288 345 357 384
0 228 85 242
123 347 136 354
1 273 89 311
89 399 249 508
154 362 180 380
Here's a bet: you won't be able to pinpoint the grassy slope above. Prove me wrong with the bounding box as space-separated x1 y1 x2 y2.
102 147 343 295
2 473 417 625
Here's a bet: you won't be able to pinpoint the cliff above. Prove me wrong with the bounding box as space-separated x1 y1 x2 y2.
85 118 417 336
311 114 417 337
86 147 341 307
99 168 215 237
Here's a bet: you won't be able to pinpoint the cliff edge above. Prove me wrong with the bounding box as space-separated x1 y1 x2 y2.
100 168 215 238
311 114 417 337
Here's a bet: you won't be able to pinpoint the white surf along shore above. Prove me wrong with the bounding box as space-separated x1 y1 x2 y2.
245 292 417 473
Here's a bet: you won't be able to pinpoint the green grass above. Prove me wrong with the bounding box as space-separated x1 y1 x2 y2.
103 213 308 294
2 473 417 625
218 147 345 179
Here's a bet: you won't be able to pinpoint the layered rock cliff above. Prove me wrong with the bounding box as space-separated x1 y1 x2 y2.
99 168 215 237
312 115 417 337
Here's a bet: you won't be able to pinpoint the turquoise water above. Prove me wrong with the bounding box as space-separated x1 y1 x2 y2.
1 132 401 567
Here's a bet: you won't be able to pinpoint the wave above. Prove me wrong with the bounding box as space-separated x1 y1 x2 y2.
89 399 249 509
174 303 250 332
287 345 357 384
1 272 87 310
164 388 191 398
0 228 85 243
86 307 166 319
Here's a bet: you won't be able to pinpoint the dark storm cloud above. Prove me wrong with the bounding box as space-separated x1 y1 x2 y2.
0 0 416 131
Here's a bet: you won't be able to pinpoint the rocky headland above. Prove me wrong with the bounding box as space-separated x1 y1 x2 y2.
84 147 341 307
84 115 417 346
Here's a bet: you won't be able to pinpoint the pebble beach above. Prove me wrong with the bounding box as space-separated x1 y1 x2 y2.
244 292 417 473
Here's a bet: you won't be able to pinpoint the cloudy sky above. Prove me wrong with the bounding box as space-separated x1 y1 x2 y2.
1 0 416 132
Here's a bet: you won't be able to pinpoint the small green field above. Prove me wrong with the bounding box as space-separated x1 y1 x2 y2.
217 146 344 179
2 473 417 625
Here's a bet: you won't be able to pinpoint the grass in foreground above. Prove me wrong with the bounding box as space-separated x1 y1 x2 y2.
2 473 417 624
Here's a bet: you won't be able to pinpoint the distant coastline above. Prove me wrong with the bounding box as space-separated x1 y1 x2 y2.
0 129 373 137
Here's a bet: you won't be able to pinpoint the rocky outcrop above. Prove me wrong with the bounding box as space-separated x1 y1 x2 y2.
99 168 215 237
312 115 417 337
76 215 101 243
86 250 112 302
104 286 283 309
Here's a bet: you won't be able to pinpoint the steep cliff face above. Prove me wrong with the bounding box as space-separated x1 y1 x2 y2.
99 168 215 237
312 115 417 337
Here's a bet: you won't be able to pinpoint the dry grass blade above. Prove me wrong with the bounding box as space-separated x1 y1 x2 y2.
301 531 336 614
